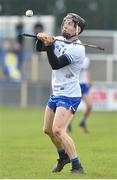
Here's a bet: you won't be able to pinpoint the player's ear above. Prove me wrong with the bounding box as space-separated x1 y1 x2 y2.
76 25 81 35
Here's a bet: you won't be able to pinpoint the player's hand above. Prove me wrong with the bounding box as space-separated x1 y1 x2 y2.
37 33 55 46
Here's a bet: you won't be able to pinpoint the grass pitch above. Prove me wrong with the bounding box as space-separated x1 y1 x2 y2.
0 107 117 179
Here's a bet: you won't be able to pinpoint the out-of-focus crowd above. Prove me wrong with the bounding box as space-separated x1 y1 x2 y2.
0 21 44 81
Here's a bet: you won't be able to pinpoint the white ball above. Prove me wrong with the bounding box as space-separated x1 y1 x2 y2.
25 10 33 17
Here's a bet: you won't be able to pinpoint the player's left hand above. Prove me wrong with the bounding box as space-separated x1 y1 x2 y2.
37 33 55 46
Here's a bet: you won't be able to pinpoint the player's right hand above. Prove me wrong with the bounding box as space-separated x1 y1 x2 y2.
37 33 55 46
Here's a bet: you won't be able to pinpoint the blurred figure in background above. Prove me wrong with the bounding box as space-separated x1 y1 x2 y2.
34 22 44 36
68 56 92 133
1 39 21 81
33 22 44 45
15 21 24 75
79 56 92 133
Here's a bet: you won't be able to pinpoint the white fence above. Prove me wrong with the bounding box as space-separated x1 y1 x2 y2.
0 15 55 39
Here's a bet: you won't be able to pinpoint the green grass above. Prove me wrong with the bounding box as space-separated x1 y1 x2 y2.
0 107 117 179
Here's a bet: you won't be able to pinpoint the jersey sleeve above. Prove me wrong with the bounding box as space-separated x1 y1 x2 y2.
64 44 85 63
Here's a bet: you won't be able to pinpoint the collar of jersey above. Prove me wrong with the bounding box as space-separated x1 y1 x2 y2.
63 38 79 44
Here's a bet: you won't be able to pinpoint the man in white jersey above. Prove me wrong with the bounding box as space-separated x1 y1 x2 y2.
79 56 92 133
36 13 85 173
68 56 92 133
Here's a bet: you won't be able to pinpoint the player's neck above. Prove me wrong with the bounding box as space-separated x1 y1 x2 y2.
66 35 79 41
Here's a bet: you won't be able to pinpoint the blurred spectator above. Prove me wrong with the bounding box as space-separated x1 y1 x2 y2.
1 39 21 81
34 22 44 35
15 21 24 74
33 22 44 45
32 22 44 80
16 21 24 46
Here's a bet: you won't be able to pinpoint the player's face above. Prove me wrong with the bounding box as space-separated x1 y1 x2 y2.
62 19 76 37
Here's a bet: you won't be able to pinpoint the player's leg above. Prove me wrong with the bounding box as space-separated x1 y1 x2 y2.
43 97 70 171
52 106 84 173
67 122 72 132
43 106 62 149
82 94 92 119
80 94 92 133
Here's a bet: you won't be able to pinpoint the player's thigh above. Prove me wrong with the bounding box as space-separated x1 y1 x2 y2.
82 94 92 106
43 106 55 132
53 106 73 130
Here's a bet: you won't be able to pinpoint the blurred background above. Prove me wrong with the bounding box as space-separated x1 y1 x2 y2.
0 0 117 111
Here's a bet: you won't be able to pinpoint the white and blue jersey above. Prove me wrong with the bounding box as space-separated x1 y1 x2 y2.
79 57 90 95
52 36 85 97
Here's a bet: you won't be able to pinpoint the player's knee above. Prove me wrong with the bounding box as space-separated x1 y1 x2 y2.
86 101 92 110
52 126 62 137
43 127 52 136
88 102 92 110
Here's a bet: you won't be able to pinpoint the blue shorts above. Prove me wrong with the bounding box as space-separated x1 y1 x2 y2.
47 95 81 114
80 84 90 96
